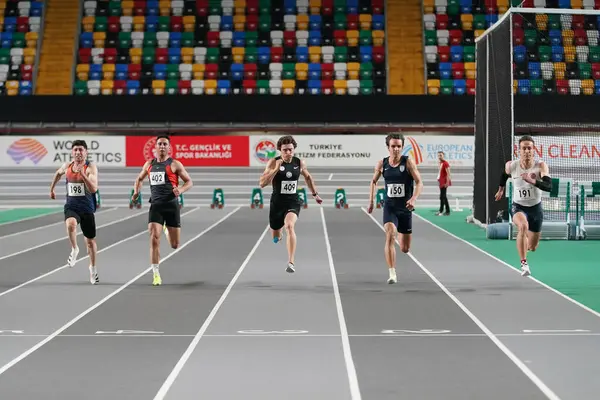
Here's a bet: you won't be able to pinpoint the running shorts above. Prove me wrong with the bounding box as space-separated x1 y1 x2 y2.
269 197 301 231
148 200 181 228
511 202 543 233
64 207 96 239
382 202 412 234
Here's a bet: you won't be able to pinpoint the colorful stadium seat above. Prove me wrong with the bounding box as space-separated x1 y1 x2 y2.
0 0 43 95
74 0 386 95
424 0 600 95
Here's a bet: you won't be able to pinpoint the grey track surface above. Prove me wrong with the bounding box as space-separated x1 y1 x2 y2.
0 204 598 399
0 210 64 236
0 166 474 209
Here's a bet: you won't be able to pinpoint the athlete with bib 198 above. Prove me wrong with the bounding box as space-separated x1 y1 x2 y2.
495 135 552 277
50 140 100 285
259 135 323 273
368 134 423 284
132 135 193 286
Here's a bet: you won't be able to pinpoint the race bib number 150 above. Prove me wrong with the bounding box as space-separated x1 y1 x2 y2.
150 172 165 185
387 183 405 198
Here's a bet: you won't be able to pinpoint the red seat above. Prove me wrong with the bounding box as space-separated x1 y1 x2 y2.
334 30 346 46
79 48 91 63
171 16 183 31
246 0 258 14
436 14 448 30
271 47 283 62
373 46 385 63
347 15 358 30
321 79 333 95
466 79 476 95
246 14 258 30
243 79 256 94
322 0 333 15
284 31 296 47
156 48 168 63
104 48 117 63
114 80 127 94
321 63 334 79
134 1 146 15
449 30 462 45
108 16 120 32
178 80 191 94
128 64 141 80
207 31 220 46
244 63 257 79
205 63 218 79
556 79 568 95
438 46 450 62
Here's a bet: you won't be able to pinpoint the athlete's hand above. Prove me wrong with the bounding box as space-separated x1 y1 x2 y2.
521 172 536 184
406 197 416 211
173 187 181 197
314 194 323 204
50 190 55 200
494 187 504 201
367 202 374 213
132 191 139 202
274 159 283 169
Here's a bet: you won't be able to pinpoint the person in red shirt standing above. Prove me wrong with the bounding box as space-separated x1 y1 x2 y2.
436 151 451 216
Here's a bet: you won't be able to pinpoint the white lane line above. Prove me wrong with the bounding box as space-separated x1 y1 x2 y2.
362 208 561 400
0 209 146 262
320 207 362 400
0 207 118 239
153 223 270 400
0 209 63 227
328 173 333 180
413 212 600 320
0 206 241 377
0 207 197 300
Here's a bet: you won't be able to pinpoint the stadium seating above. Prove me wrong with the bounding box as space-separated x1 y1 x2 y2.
423 0 600 95
0 0 43 95
73 0 386 95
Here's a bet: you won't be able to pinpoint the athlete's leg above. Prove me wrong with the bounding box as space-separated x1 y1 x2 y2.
80 213 99 284
526 204 543 252
64 209 80 267
397 211 413 253
164 204 181 249
269 202 284 244
511 205 531 276
527 231 541 251
148 204 165 285
284 211 298 267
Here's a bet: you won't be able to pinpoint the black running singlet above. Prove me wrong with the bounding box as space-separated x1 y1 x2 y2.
147 158 178 204
382 156 414 210
271 156 301 202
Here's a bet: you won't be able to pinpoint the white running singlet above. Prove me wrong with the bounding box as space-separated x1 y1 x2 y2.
509 160 543 207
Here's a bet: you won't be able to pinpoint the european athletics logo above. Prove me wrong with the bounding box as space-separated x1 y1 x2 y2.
6 138 48 164
402 136 424 165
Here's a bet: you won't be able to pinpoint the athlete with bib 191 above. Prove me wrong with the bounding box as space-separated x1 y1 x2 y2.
495 135 552 277
259 135 323 273
132 135 193 286
368 134 423 284
50 140 100 285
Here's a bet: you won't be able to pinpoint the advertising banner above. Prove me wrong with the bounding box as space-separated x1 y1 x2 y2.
125 136 250 167
513 135 600 168
249 135 475 167
0 136 126 167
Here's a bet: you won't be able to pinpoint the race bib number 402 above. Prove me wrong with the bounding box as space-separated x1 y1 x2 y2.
387 183 405 198
150 172 165 185
68 182 85 197
281 180 297 194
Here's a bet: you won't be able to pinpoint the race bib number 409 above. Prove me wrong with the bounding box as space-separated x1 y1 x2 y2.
387 183 405 198
281 180 297 194
150 172 165 185
68 182 85 197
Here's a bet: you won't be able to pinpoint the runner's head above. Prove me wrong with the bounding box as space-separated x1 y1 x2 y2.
277 135 297 162
155 135 171 159
518 135 535 162
385 133 404 158
71 140 88 163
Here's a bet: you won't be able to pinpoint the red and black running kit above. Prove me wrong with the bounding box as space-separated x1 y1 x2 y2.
147 157 181 228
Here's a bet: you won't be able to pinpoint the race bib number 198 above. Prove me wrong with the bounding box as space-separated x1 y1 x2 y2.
150 172 165 185
281 181 297 194
68 182 85 197
387 183 405 198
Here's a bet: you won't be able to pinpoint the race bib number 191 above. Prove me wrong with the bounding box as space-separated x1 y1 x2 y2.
150 172 165 185
281 181 297 194
68 182 85 197
387 183 405 198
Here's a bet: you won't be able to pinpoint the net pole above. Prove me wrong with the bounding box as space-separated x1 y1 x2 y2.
509 11 514 164
485 38 489 226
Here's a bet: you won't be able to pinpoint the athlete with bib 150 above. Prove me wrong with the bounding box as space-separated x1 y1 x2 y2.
495 135 552 277
259 135 323 273
368 134 423 284
49 139 100 285
132 135 193 286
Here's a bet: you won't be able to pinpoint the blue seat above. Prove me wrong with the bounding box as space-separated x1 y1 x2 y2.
19 82 32 95
284 0 296 13
233 32 245 47
30 1 43 16
258 47 270 63
346 0 358 14
147 1 159 15
551 45 564 62
4 17 17 32
296 46 308 62
359 46 372 62
168 48 180 63
450 45 463 62
372 15 384 30
309 15 321 30
217 80 231 94
518 79 530 95
221 16 233 31
309 30 321 46
146 16 159 31
154 64 167 79
308 63 321 79
308 80 321 94
89 64 102 80
231 63 244 80
528 62 541 79
115 64 128 80
453 79 466 95
80 32 93 48
169 32 182 47
439 62 452 79
126 80 140 95
549 30 562 46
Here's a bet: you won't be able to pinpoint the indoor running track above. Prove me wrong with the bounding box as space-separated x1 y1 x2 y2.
0 205 599 400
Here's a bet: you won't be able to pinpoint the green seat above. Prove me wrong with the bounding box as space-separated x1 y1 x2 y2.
256 80 269 94
207 48 220 63
359 30 372 46
359 62 373 79
524 30 537 46
245 47 258 63
209 0 222 14
167 64 179 79
334 0 346 13
259 0 271 14
530 79 543 95
360 79 373 94
538 46 551 62
425 30 436 45
12 33 25 48
109 1 121 16
334 13 346 30
159 16 170 31
282 63 295 79
334 46 347 62
0 49 10 64
440 79 453 95
548 14 560 30
447 4 459 15
74 81 88 95
246 31 258 46
166 80 179 94
94 16 107 32
182 32 194 47
118 32 131 48
259 15 271 31
589 46 600 62
142 47 155 64
473 15 486 30
463 45 475 62
143 32 157 47
579 62 591 79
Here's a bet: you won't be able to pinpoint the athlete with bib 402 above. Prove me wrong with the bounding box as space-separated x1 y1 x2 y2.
132 135 193 286
495 135 552 277
367 134 423 284
50 139 100 285
259 135 323 273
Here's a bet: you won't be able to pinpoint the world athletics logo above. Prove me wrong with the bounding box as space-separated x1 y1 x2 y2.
402 136 424 165
6 138 48 164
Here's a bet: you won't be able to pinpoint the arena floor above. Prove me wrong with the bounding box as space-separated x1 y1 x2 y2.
0 203 599 399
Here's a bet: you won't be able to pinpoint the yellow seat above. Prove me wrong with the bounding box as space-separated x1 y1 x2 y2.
464 62 476 79
82 16 95 32
25 32 37 48
129 47 142 64
309 0 321 14
152 80 166 95
295 63 308 80
76 64 90 81
347 62 360 80
554 62 566 79
309 46 321 63
347 30 358 47
427 79 440 95
101 80 114 95
423 0 434 13
133 16 145 31
359 14 372 30
234 15 246 31
282 79 295 95
192 64 206 80
102 64 115 80
232 47 245 63
122 0 134 15
183 16 195 32
582 79 594 95
181 47 193 63
297 15 309 30
204 79 217 95
461 14 473 30
23 48 35 65
334 79 347 95
563 46 576 62
93 31 106 48
234 0 246 14
372 30 385 46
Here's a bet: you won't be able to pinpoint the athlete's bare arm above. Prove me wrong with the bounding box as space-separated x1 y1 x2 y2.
495 161 512 201
79 163 99 193
300 160 322 203
172 160 193 196
368 159 383 206
132 160 151 200
49 162 68 199
259 158 283 188
406 157 423 209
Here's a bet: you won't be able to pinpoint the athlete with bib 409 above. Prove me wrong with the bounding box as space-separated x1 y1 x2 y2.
132 135 193 286
495 135 552 277
259 135 323 273
367 134 423 284
49 140 100 285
